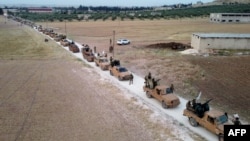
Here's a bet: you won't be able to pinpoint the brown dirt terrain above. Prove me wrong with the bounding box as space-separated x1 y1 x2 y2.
0 16 206 141
41 18 250 122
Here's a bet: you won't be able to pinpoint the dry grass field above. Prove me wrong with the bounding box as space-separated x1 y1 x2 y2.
39 18 250 122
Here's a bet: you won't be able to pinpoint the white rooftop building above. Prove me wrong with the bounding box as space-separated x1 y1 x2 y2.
210 13 250 23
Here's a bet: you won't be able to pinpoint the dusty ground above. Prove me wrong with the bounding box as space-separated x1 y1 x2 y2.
0 16 208 141
41 18 250 122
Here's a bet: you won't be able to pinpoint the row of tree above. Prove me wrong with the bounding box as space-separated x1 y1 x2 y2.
9 4 250 22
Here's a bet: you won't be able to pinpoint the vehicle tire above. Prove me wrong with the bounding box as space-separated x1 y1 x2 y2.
162 101 168 109
218 134 224 141
146 91 152 98
189 117 198 127
110 70 113 76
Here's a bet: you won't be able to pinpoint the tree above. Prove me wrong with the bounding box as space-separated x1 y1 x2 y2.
0 8 3 15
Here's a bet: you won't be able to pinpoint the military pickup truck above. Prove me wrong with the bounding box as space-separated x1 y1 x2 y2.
109 60 132 81
143 73 180 109
183 98 229 141
60 39 70 47
54 34 66 42
143 85 180 109
69 43 79 53
81 46 95 62
94 56 110 70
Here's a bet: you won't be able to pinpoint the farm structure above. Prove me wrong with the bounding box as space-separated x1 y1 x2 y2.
28 8 53 13
191 33 250 53
210 13 250 23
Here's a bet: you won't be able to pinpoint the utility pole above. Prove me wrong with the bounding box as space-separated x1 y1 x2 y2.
46 17 48 28
65 20 67 36
113 30 115 57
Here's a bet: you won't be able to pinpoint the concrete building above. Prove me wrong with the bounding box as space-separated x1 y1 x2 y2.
28 8 53 13
191 33 250 53
210 13 250 23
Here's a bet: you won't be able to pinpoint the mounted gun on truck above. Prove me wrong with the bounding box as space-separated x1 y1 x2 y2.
183 93 230 141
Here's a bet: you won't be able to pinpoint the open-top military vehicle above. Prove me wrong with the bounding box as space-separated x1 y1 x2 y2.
143 73 180 109
109 60 132 81
94 55 110 70
183 93 230 141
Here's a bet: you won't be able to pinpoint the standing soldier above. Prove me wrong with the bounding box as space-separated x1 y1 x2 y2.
109 38 113 53
109 56 113 63
166 84 174 94
129 73 134 85
94 46 96 53
232 114 242 125
109 45 113 53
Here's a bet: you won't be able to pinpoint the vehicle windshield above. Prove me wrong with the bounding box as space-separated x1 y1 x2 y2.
119 67 127 72
216 114 228 124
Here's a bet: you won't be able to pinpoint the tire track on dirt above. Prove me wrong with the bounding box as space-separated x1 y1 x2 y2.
14 64 43 141
0 62 18 90
73 68 152 140
0 63 41 107
0 60 37 91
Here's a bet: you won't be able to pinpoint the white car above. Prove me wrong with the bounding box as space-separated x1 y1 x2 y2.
117 39 130 45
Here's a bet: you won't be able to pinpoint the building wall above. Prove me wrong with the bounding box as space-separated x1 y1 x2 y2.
28 8 53 13
210 13 250 23
191 34 250 53
191 34 201 50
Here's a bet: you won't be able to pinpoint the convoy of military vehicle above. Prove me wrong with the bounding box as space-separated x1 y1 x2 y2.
14 19 243 141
